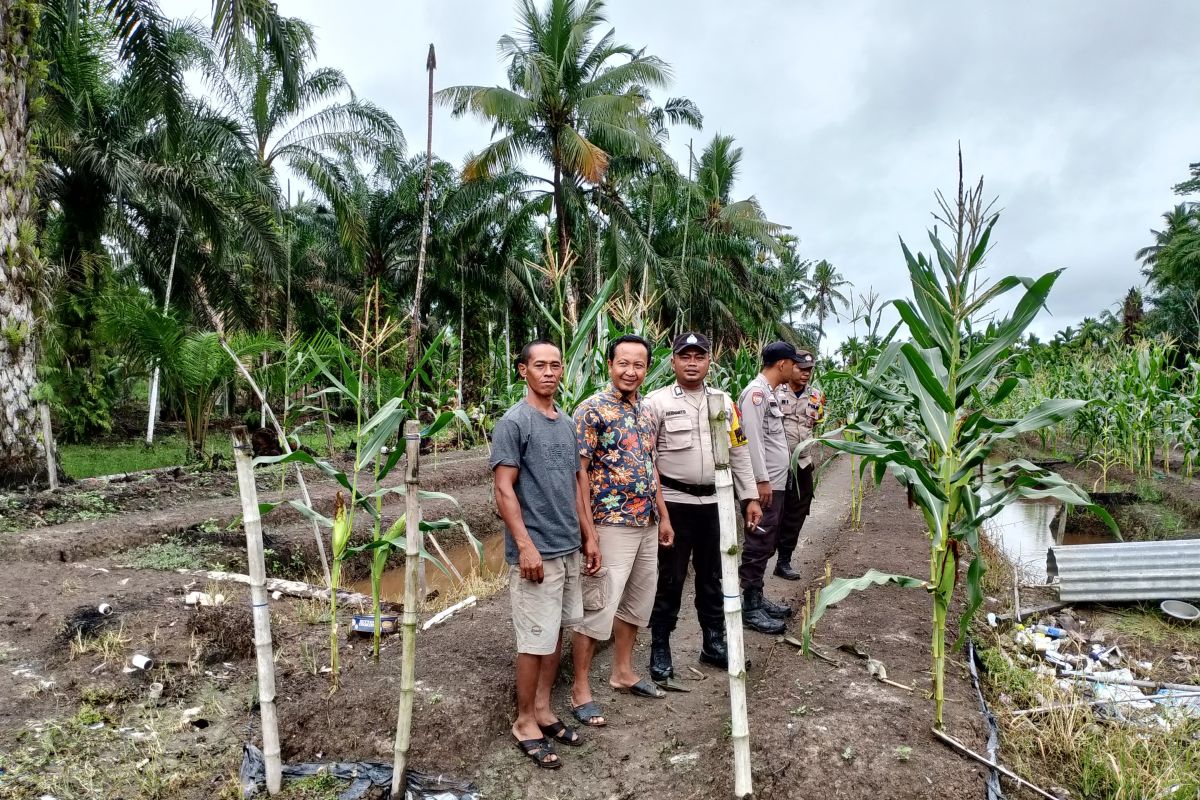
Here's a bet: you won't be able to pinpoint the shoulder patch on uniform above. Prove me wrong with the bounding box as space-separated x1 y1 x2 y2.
750 389 764 406
672 385 683 397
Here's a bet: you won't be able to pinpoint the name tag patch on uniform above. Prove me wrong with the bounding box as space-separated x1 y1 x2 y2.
664 409 687 417
750 390 764 406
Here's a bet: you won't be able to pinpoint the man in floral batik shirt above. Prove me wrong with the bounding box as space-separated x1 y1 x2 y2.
569 335 675 728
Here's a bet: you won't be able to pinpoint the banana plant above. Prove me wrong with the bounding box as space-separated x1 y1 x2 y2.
801 171 1116 726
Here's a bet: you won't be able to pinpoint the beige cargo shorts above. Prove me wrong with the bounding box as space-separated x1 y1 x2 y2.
573 524 658 641
510 550 583 655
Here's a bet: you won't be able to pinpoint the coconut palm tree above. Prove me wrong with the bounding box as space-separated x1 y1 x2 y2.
439 0 672 323
805 259 850 354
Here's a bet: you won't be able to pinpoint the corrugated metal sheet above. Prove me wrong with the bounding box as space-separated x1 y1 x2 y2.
1047 539 1200 602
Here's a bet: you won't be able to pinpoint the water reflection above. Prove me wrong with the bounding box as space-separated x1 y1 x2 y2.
351 532 508 602
981 484 1115 582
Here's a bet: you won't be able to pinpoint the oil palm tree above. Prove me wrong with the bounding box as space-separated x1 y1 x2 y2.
439 0 672 323
0 0 302 482
806 259 850 354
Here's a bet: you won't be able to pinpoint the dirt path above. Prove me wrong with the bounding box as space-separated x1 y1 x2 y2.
0 454 991 799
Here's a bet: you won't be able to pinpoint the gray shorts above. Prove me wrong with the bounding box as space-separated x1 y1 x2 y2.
510 551 583 655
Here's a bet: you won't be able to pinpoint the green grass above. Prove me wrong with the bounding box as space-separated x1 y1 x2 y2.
276 774 345 799
1105 606 1200 652
121 537 225 571
59 434 192 479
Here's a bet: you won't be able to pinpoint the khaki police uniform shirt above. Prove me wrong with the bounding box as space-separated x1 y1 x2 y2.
645 383 756 505
777 384 816 469
738 373 790 490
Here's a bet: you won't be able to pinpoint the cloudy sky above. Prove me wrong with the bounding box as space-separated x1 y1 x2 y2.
161 0 1200 353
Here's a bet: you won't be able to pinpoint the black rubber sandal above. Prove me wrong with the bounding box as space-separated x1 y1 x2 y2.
514 736 561 769
539 720 583 747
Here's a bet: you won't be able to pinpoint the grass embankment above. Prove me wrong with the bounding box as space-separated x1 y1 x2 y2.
60 435 192 479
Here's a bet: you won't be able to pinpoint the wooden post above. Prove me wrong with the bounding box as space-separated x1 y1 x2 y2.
232 427 281 795
39 403 58 491
707 394 752 799
392 420 423 796
1055 502 1069 545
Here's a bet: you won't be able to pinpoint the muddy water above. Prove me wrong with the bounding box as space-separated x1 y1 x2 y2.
981 485 1115 582
351 531 509 602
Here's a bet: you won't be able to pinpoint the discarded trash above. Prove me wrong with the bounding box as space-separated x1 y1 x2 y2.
97 603 113 616
238 743 480 799
185 591 226 607
130 653 154 670
270 591 282 601
422 596 477 630
351 614 398 635
668 752 700 766
1033 624 1067 639
147 682 164 701
1160 599 1199 622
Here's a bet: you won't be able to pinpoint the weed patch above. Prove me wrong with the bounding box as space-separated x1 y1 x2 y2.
122 537 225 571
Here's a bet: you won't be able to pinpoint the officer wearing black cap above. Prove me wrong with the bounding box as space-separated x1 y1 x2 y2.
644 332 762 687
774 348 819 580
736 341 809 634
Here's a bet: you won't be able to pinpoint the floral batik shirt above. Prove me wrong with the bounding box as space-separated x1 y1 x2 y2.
574 383 658 527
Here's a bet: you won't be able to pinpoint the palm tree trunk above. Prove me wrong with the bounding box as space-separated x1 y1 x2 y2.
552 159 579 328
146 222 183 446
0 0 43 487
405 44 436 397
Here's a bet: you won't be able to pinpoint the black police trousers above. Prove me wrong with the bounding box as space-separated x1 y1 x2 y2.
650 501 723 632
777 464 814 560
737 491 786 591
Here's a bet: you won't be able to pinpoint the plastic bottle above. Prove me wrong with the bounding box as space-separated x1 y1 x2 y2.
1034 624 1067 639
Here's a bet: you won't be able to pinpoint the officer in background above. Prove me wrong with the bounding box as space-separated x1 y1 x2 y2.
644 332 762 687
773 349 819 580
737 341 808 634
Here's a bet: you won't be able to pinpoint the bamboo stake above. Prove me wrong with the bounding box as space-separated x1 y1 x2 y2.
39 403 58 491
392 421 423 796
708 394 752 799
218 337 332 587
232 427 281 795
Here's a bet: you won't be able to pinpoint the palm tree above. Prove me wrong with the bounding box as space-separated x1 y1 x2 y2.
439 0 671 323
805 259 850 354
0 0 301 482
0 0 41 484
1136 204 1197 271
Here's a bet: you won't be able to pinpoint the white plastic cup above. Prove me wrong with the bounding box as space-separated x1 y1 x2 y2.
98 603 113 616
131 654 154 670
147 682 164 700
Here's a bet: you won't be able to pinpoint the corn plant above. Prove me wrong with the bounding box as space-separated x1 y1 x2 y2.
801 167 1116 726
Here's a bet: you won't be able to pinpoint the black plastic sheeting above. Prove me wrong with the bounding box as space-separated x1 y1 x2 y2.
967 640 1004 800
239 744 480 800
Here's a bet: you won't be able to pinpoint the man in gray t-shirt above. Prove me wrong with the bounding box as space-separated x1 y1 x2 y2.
490 340 600 769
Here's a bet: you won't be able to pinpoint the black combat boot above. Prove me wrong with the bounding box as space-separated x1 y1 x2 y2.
649 626 673 683
759 592 793 619
774 552 801 581
698 626 729 669
742 589 786 635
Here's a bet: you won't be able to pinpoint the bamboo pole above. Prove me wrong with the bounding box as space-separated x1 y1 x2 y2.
218 338 332 587
232 427 281 795
707 394 752 799
392 421 423 796
39 403 58 491
319 391 336 459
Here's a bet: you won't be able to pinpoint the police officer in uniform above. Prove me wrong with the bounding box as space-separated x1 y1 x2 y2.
737 341 809 634
645 332 762 686
773 349 818 580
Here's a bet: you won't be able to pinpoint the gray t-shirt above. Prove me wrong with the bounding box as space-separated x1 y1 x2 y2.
488 399 581 564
